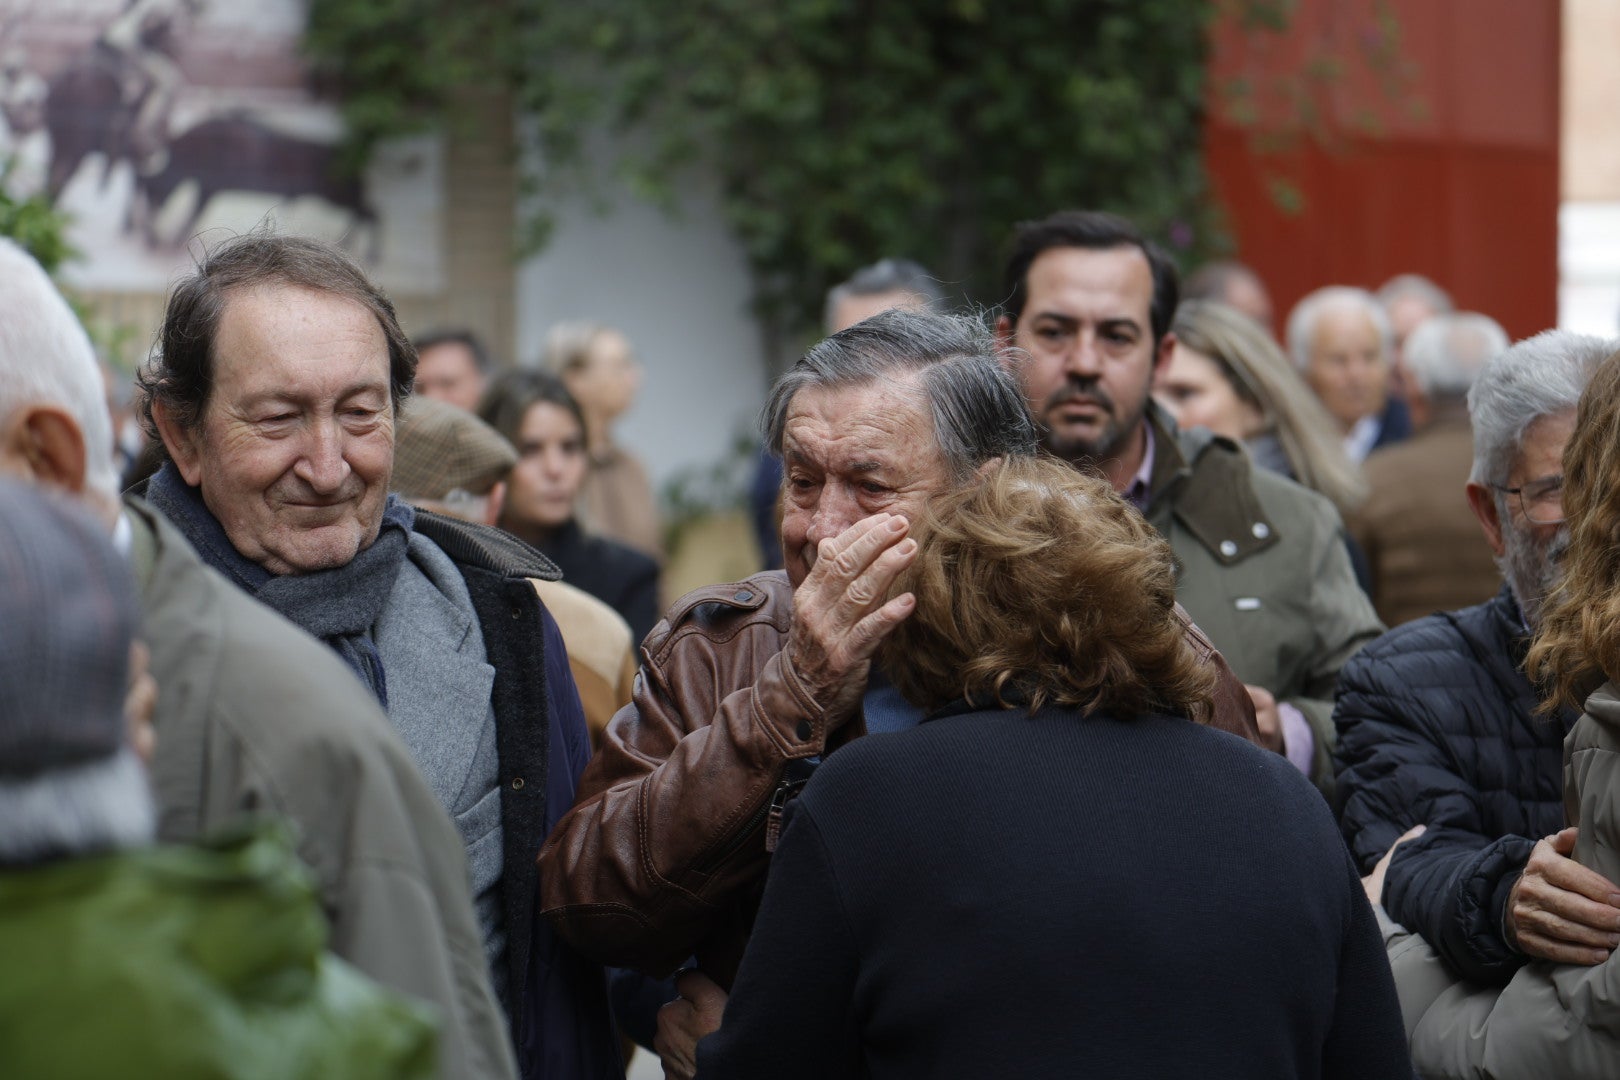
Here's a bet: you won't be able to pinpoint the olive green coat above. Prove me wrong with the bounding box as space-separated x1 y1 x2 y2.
1141 406 1384 794
0 827 435 1079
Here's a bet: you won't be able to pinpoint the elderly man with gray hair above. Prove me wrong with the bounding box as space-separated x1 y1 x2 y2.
1336 330 1620 988
1287 285 1411 462
540 307 1262 1080
1352 312 1511 627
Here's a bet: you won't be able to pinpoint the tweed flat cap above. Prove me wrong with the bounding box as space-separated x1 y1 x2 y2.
0 479 137 779
392 394 519 501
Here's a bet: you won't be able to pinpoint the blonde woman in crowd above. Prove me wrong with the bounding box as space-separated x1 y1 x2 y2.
543 321 663 561
1156 299 1366 520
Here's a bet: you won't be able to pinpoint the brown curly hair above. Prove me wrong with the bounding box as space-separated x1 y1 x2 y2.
1527 346 1620 712
877 456 1216 719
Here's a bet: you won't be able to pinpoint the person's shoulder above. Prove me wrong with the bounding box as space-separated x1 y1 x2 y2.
643 570 793 658
1345 593 1503 676
412 508 561 582
532 577 634 675
580 531 659 582
1243 456 1341 530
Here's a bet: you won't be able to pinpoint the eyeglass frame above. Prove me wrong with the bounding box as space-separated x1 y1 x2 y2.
1488 474 1565 525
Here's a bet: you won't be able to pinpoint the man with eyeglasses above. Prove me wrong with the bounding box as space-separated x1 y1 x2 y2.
1335 330 1620 989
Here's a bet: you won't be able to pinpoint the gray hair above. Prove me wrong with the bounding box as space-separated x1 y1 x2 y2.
0 749 154 864
0 241 118 501
1377 273 1454 317
762 308 1036 481
1285 286 1393 371
1403 313 1510 403
823 258 945 332
1469 329 1615 485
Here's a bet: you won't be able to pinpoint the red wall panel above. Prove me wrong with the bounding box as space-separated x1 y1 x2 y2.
1204 0 1560 340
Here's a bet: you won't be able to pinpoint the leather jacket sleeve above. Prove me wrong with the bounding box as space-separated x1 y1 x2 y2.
1175 604 1261 744
537 575 831 977
538 579 1261 981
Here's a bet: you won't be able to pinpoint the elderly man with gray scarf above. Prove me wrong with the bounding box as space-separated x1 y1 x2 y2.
135 234 623 1080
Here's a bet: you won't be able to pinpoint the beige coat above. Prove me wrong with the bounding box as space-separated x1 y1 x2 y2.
1352 413 1499 628
127 498 517 1080
1384 682 1620 1078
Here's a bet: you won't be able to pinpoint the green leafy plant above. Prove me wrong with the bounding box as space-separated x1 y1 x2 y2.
0 160 75 274
305 0 1248 339
307 0 1413 346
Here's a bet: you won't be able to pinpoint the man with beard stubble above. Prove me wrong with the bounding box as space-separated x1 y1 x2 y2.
994 211 1383 793
1335 330 1620 986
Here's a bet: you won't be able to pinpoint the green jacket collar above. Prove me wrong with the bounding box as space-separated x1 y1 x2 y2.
1142 403 1280 567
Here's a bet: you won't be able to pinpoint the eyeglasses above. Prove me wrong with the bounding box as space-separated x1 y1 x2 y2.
1490 474 1564 525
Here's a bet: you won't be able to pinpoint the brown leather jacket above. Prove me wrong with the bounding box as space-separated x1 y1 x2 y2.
538 570 1260 989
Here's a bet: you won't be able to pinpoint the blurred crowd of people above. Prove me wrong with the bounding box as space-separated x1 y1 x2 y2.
6 200 1620 1080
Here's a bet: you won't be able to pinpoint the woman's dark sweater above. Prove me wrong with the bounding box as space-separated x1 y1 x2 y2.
532 519 661 645
700 706 1413 1080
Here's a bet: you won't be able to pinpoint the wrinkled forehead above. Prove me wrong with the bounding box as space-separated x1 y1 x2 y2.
782 376 941 461
210 283 392 396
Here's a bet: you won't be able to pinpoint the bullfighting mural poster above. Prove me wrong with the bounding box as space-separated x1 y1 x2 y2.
0 0 444 293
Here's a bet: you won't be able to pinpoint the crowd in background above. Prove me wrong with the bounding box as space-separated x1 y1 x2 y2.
7 201 1620 1080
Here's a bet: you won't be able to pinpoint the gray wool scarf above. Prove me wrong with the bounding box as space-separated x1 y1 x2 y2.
145 463 414 707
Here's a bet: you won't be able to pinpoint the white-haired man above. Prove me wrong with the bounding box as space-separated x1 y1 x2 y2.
0 476 438 1078
0 239 518 1080
1337 330 1620 988
1288 285 1411 463
1352 312 1511 626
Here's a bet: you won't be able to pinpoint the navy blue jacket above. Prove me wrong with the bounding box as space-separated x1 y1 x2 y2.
703 706 1412 1079
1334 586 1577 984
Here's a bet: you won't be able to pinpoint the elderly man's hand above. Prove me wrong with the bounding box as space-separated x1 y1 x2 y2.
1245 684 1284 754
1508 827 1620 964
787 513 918 728
655 970 727 1080
124 640 157 764
1362 824 1426 906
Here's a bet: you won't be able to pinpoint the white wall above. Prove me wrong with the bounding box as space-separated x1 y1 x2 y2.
514 163 769 499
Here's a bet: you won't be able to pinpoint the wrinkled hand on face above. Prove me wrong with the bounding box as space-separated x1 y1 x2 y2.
656 970 728 1080
786 513 919 729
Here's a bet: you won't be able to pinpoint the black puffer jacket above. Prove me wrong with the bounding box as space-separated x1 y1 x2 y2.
1334 585 1577 984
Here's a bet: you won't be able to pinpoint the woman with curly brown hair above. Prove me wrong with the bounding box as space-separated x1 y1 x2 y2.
699 456 1411 1080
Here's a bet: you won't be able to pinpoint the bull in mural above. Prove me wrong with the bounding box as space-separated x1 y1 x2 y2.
32 0 380 260
131 115 378 258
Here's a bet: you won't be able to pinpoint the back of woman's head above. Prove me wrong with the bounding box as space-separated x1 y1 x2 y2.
1172 300 1366 514
1527 346 1620 712
879 456 1216 719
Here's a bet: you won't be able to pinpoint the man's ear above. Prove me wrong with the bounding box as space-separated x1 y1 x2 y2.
1465 481 1507 558
1 405 89 494
150 398 203 486
1152 331 1178 381
483 480 505 527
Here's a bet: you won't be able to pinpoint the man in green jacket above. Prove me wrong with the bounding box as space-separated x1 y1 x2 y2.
0 238 518 1080
0 476 436 1080
996 211 1384 792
